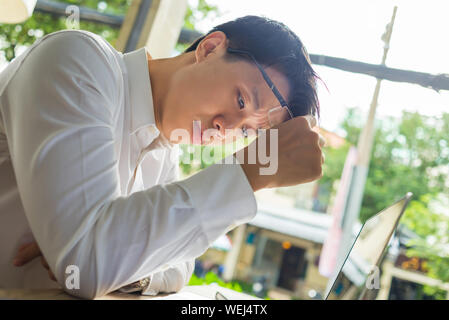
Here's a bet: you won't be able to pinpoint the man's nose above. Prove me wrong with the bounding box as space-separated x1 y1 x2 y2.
212 115 246 139
212 116 227 138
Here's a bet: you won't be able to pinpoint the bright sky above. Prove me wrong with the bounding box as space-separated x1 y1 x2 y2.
192 0 449 134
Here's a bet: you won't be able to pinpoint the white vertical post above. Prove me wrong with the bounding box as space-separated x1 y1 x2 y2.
223 224 247 282
144 0 188 58
377 261 393 300
116 0 187 56
336 6 398 269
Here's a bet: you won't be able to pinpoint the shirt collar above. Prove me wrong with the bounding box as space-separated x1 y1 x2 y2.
123 47 157 135
123 47 174 150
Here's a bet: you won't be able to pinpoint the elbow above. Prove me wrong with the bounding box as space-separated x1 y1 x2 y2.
69 290 101 300
62 279 113 300
60 275 107 300
55 258 115 300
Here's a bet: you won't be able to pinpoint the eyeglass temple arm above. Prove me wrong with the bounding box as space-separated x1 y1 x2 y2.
227 48 293 119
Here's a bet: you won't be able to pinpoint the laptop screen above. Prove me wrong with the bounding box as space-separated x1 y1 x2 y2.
324 193 412 300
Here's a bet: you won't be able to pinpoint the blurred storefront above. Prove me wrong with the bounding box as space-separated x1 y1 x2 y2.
197 209 449 300
324 225 449 300
197 203 333 299
376 227 449 300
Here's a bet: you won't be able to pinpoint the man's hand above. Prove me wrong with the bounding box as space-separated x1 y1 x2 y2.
239 115 325 191
13 242 57 281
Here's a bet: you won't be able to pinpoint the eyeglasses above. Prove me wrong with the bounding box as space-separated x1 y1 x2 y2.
227 47 294 137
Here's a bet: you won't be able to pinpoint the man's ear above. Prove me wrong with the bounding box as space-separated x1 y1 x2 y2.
195 31 229 64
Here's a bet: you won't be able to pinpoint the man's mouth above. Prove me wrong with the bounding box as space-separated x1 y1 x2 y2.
192 120 224 145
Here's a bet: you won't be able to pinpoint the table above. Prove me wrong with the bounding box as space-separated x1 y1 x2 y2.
0 284 261 300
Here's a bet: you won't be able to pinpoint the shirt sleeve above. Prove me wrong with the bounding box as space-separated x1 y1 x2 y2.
3 31 257 299
145 147 196 295
122 147 193 296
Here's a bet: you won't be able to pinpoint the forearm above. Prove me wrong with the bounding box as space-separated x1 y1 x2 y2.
49 156 256 299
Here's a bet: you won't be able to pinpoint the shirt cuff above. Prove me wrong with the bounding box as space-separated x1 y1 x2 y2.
142 273 163 296
176 154 257 245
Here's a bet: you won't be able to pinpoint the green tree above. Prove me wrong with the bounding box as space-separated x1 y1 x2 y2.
0 0 131 62
339 108 449 299
0 0 219 62
175 0 219 53
317 140 351 211
341 108 449 223
401 195 449 299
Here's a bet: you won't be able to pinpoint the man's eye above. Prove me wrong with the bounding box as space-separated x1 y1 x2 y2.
238 94 245 109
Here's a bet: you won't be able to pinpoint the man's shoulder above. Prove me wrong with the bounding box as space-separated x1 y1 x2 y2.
11 29 124 107
37 30 119 61
25 29 123 88
43 29 101 41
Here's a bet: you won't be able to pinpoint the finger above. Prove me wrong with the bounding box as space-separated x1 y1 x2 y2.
13 242 41 266
304 115 317 128
321 152 325 164
48 270 57 282
41 256 49 270
318 134 326 148
40 256 56 282
17 242 34 252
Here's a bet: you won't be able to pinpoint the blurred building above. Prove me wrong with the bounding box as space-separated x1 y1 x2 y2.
197 202 332 299
376 226 449 300
199 211 449 300
319 224 449 300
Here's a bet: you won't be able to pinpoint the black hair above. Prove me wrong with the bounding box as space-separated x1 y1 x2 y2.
184 15 322 119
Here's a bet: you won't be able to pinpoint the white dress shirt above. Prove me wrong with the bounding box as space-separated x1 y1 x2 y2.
0 30 257 299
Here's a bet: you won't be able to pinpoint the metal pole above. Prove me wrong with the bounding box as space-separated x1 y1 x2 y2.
223 225 247 281
35 1 448 90
336 6 398 269
124 0 155 53
35 0 124 26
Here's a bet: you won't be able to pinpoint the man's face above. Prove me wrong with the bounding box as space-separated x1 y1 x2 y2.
161 31 291 145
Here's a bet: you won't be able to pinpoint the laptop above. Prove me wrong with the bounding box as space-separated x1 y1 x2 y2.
323 192 413 300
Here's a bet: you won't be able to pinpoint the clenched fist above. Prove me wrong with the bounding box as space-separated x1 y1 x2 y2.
238 115 325 191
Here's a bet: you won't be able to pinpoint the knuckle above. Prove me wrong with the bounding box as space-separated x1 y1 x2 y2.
308 131 319 142
297 117 308 125
312 157 323 179
318 134 326 146
314 165 323 179
312 144 322 156
294 116 310 130
317 166 323 178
